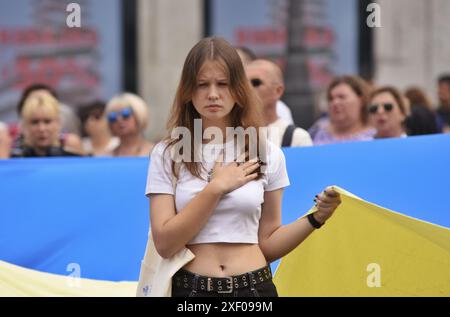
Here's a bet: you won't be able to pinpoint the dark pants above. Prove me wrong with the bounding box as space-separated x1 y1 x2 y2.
171 274 278 297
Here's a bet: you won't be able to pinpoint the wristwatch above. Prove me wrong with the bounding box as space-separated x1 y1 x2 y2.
307 213 324 229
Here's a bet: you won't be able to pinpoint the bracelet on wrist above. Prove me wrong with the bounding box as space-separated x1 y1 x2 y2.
307 213 324 229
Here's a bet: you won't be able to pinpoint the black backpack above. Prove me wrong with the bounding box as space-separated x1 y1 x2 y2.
281 124 296 147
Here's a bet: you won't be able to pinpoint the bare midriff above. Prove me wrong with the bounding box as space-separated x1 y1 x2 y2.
183 243 268 277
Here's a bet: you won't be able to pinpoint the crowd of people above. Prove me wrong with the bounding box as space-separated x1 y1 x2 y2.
0 85 155 159
0 48 449 160
307 74 449 144
1 37 447 298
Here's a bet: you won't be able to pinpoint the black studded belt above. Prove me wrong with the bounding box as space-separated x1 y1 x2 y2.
173 265 273 294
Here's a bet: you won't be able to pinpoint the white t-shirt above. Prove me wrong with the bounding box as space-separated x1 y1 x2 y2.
81 137 120 156
276 100 294 124
267 118 313 147
145 139 290 244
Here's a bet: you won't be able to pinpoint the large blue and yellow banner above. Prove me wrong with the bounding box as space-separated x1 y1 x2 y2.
274 186 450 296
1 134 449 296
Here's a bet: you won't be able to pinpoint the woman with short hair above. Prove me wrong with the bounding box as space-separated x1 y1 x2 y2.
11 91 82 157
368 86 410 139
105 93 154 157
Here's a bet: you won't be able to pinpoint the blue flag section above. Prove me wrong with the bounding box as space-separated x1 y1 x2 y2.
0 157 150 282
281 134 450 228
0 134 449 282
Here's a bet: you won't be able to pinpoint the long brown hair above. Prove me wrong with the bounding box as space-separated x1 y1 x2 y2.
163 37 265 179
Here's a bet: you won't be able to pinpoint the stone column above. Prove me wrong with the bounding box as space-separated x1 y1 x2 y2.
137 0 203 141
374 0 450 106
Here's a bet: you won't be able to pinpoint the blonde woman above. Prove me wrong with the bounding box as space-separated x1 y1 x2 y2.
144 37 341 297
11 91 83 158
105 93 154 157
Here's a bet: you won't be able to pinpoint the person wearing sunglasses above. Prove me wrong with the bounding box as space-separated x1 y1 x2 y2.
368 86 410 139
105 93 154 157
245 59 312 147
235 46 295 126
78 101 120 156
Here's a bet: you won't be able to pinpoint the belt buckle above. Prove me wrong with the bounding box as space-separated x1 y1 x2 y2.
217 277 233 294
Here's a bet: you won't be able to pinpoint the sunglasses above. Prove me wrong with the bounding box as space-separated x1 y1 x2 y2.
368 103 394 114
107 107 133 123
251 78 263 87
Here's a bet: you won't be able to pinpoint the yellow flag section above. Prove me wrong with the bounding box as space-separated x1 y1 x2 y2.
0 260 137 296
273 186 450 297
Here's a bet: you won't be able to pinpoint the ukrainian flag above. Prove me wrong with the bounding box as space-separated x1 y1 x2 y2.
274 186 450 296
1 134 449 296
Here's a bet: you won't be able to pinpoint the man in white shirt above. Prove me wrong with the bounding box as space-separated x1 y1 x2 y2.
236 47 295 125
245 59 312 147
277 100 294 124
